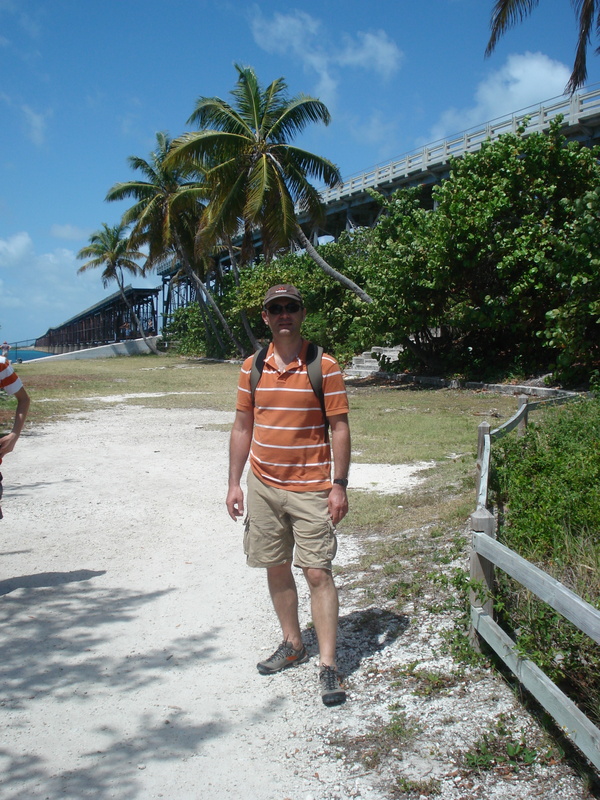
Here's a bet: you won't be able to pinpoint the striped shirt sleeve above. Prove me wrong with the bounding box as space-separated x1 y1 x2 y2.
0 357 23 396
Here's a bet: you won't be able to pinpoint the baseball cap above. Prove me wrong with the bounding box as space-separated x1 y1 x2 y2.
263 284 303 307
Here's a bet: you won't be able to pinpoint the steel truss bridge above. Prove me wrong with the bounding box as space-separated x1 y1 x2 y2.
35 286 159 354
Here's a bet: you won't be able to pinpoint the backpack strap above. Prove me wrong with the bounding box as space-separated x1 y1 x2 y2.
306 342 328 442
305 342 325 420
250 345 268 405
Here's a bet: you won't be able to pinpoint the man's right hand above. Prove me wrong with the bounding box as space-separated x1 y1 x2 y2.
226 485 245 521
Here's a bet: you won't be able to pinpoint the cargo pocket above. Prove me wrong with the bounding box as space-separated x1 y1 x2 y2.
326 519 338 563
242 515 250 558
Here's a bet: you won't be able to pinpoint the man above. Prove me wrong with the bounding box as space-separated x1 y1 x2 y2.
226 285 351 706
0 355 30 519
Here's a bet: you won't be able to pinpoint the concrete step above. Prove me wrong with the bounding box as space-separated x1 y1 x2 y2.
345 345 403 378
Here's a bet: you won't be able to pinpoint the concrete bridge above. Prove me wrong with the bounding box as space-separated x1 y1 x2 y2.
305 84 600 237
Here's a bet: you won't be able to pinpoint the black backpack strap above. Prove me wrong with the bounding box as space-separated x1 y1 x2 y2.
306 342 325 419
250 346 268 405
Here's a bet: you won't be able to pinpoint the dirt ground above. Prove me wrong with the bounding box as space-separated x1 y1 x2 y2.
0 402 593 800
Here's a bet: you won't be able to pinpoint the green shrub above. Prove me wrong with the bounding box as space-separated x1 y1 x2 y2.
490 398 600 725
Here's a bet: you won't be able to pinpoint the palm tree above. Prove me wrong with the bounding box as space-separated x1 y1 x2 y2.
106 132 247 356
76 222 160 355
167 64 373 303
486 0 599 93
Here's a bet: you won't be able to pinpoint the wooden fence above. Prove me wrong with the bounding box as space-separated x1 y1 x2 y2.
469 393 600 772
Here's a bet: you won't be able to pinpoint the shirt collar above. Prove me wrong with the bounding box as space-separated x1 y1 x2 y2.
264 339 308 371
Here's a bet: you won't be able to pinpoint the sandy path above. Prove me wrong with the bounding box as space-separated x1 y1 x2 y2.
0 404 591 800
1 405 352 800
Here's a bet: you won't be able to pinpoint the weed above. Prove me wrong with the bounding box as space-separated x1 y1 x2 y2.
391 663 463 696
393 776 441 797
462 716 540 772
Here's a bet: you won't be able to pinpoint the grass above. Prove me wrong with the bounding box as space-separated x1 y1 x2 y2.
0 353 241 432
7 353 516 462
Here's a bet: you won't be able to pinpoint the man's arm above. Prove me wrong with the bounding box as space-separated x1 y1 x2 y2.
226 408 254 521
328 412 351 526
0 386 30 459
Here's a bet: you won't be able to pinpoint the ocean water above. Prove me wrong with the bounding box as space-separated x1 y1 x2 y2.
8 349 51 362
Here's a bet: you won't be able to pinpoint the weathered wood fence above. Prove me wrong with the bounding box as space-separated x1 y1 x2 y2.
469 393 600 772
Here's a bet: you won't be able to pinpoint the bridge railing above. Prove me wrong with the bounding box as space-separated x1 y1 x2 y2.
317 84 600 205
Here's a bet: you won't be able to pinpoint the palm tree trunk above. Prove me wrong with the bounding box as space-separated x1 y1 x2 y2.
295 225 373 304
172 233 246 357
226 242 260 351
196 289 227 355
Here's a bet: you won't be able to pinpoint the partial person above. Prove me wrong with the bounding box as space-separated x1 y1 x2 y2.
226 285 351 706
0 356 30 519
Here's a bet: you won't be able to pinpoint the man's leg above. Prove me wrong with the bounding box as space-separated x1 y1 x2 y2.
266 561 303 650
303 567 339 666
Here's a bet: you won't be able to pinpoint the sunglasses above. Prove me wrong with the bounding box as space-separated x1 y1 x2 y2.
265 302 302 315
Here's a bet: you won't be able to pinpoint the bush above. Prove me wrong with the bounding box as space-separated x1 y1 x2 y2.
490 398 600 725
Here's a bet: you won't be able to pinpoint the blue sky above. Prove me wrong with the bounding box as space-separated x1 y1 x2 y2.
1 0 599 343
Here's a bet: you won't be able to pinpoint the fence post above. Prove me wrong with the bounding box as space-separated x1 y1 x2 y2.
469 507 496 647
518 394 529 437
475 421 490 503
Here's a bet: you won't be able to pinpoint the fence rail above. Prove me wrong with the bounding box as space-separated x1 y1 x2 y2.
470 393 600 772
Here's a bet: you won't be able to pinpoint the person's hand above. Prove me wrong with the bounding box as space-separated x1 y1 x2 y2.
226 485 245 521
328 484 348 527
0 432 18 459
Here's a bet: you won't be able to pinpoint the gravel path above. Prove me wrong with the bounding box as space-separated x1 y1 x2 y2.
0 404 593 799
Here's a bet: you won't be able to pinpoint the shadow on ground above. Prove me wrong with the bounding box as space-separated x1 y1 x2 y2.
303 607 409 676
0 576 231 799
0 569 106 595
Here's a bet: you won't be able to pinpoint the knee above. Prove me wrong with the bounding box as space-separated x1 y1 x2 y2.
304 567 333 591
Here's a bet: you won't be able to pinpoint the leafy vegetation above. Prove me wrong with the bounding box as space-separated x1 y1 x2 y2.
462 715 541 771
163 116 600 385
490 397 600 726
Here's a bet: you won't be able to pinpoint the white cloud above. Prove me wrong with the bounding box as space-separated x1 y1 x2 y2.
50 223 91 242
0 232 100 337
348 109 402 162
250 9 402 106
427 52 570 142
21 104 48 146
337 31 403 79
0 231 34 267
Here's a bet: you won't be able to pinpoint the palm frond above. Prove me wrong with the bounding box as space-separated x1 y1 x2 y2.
569 0 596 92
486 0 540 56
267 95 332 142
280 145 341 188
245 155 271 222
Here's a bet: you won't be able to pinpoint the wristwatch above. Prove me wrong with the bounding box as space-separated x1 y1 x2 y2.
333 478 348 488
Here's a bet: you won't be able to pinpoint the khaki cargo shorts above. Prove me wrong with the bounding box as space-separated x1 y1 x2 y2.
244 470 337 570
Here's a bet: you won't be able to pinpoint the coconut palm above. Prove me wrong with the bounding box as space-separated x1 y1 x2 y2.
76 222 159 355
167 64 373 303
486 0 599 93
106 132 247 356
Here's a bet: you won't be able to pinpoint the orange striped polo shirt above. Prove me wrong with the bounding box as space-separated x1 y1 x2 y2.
237 340 349 492
0 357 23 396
